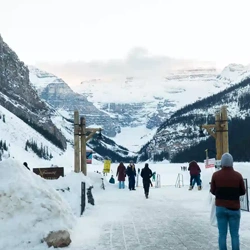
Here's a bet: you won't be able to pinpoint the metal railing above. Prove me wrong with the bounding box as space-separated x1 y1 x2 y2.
155 174 161 188
175 173 184 188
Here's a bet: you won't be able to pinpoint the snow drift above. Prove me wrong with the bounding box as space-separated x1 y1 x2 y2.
0 159 76 250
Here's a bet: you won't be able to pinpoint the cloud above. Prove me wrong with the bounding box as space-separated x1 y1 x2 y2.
36 47 214 86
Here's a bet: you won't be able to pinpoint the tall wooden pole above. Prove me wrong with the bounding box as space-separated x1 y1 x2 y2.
74 111 80 173
215 112 222 160
80 116 87 176
221 106 229 154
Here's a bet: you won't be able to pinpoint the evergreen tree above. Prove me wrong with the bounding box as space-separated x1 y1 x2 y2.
25 139 53 160
25 141 28 151
3 141 7 151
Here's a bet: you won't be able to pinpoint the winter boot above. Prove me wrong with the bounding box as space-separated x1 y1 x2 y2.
189 185 193 190
145 193 148 199
198 186 202 190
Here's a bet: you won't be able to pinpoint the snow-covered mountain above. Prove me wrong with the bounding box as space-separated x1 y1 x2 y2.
137 75 250 162
72 65 250 150
29 66 121 137
0 35 136 165
30 64 250 152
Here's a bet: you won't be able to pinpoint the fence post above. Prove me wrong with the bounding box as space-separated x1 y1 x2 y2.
81 182 86 216
155 174 161 188
175 173 184 188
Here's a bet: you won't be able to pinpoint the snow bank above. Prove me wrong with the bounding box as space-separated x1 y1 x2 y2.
0 159 76 250
48 171 93 216
47 171 111 216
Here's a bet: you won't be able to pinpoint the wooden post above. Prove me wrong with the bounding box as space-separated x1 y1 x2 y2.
221 106 229 154
205 149 208 166
80 116 87 176
215 112 222 160
74 111 80 173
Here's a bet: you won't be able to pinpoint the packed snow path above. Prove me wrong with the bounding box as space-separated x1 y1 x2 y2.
70 186 250 250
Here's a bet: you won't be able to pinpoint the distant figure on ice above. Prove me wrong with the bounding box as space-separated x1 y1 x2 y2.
210 153 246 250
188 160 201 190
116 162 126 189
126 161 136 190
109 175 115 184
23 162 30 170
141 163 153 198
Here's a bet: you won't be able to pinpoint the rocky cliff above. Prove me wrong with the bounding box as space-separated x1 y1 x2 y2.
29 66 121 137
0 35 67 150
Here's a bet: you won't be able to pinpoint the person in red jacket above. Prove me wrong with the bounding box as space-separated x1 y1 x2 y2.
188 160 201 190
116 162 126 189
210 153 246 250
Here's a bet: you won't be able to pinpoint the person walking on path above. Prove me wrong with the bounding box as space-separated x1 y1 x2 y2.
116 162 126 189
141 163 153 198
126 161 136 190
210 153 246 250
188 160 201 190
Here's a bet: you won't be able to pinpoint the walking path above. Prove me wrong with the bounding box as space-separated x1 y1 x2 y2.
69 186 250 250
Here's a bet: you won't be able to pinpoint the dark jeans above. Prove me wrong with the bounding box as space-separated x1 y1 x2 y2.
216 206 241 250
128 176 135 190
143 180 150 195
190 175 201 186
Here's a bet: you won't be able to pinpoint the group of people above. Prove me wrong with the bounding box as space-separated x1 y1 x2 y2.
113 161 154 198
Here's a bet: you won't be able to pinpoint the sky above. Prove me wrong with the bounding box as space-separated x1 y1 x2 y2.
1 0 250 83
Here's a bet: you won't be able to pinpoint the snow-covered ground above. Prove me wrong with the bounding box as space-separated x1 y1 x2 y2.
1 159 249 250
113 126 157 152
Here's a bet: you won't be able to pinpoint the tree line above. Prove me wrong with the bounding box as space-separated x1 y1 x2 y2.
25 139 53 160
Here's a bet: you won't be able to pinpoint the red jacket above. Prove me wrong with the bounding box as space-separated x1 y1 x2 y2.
116 164 126 182
210 167 246 210
188 161 201 175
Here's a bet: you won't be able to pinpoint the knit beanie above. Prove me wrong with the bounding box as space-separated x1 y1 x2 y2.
221 153 233 167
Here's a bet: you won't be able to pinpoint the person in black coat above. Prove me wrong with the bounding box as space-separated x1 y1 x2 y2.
126 161 136 190
141 163 153 198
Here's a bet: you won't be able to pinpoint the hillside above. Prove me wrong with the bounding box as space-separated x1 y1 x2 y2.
138 76 250 162
0 35 67 150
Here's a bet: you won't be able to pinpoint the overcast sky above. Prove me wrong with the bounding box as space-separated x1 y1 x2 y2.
1 0 249 83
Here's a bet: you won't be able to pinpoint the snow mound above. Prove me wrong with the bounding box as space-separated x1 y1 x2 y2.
0 159 76 250
48 171 93 215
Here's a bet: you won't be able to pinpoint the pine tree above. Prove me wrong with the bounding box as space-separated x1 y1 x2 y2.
3 141 7 151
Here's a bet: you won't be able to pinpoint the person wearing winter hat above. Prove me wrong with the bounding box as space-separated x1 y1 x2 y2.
210 152 246 250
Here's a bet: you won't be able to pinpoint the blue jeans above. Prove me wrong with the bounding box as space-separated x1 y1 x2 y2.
216 206 241 250
190 175 201 186
119 181 125 189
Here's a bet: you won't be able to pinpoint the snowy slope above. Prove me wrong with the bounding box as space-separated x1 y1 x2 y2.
0 104 75 169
